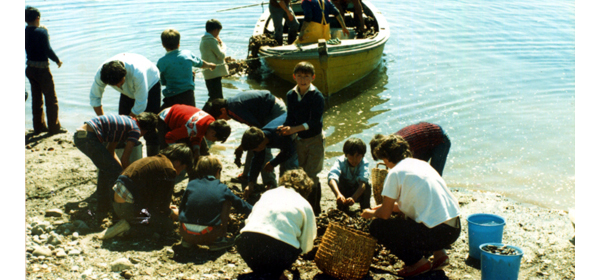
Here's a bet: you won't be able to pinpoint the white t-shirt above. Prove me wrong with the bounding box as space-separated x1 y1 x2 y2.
241 186 317 254
380 158 460 228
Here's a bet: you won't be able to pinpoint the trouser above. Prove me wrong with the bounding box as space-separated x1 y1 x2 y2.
118 82 161 154
243 149 277 187
236 232 302 278
269 4 300 45
26 66 61 133
369 216 461 266
161 89 196 110
73 131 122 214
203 77 223 107
178 201 231 246
337 179 371 211
429 133 451 176
295 133 325 214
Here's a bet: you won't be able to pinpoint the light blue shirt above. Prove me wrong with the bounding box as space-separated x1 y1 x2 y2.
327 155 370 187
156 49 204 97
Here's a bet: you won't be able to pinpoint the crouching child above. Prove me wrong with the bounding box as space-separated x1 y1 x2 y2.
327 138 371 211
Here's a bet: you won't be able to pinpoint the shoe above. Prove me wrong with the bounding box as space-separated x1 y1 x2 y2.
230 174 248 184
32 128 49 136
208 237 235 251
397 261 432 277
49 127 68 135
431 255 449 271
101 219 131 239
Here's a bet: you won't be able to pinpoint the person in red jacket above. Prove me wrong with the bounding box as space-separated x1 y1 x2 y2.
370 122 451 176
157 104 230 160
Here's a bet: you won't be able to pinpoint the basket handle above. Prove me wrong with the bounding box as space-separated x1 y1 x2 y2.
376 162 388 170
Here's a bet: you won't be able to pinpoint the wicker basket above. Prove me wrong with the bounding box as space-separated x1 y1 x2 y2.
371 163 388 205
314 222 377 280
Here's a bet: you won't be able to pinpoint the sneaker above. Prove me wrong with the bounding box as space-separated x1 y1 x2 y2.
101 219 131 240
208 237 235 251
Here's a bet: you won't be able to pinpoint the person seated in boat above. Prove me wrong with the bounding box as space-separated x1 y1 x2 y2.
204 91 286 186
332 0 366 36
369 122 451 176
104 144 193 239
269 0 300 45
172 155 253 251
361 134 461 277
240 113 299 199
327 137 371 212
157 28 216 109
236 169 317 280
296 0 350 44
157 104 230 165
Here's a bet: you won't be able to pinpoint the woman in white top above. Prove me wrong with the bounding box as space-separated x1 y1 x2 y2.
236 169 317 280
361 134 461 277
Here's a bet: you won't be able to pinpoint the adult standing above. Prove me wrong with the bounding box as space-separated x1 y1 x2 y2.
362 135 461 277
370 122 451 176
269 0 300 45
25 6 66 136
89 53 162 156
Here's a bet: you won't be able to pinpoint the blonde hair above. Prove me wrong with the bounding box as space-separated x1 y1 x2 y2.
195 155 222 178
279 169 313 198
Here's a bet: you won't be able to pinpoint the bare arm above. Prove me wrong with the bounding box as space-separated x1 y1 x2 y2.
120 140 136 169
361 196 396 219
107 142 121 167
93 106 104 116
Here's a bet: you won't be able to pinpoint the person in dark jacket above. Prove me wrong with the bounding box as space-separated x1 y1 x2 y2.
108 144 193 237
173 156 253 250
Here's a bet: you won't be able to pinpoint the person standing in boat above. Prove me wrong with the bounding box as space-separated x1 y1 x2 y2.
332 0 366 37
370 122 451 176
296 0 350 44
270 0 300 45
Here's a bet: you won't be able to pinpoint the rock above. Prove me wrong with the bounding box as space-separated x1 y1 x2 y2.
111 258 133 272
73 220 89 229
72 232 79 239
121 270 134 279
45 208 63 217
31 222 51 235
32 246 53 257
68 249 81 256
55 248 67 258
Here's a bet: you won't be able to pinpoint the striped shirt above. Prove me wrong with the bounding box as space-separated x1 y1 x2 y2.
85 115 141 143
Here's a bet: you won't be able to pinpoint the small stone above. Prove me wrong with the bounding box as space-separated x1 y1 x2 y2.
55 249 67 258
121 270 133 279
68 249 81 256
32 246 53 257
45 209 63 218
72 232 79 239
71 265 79 272
110 258 133 272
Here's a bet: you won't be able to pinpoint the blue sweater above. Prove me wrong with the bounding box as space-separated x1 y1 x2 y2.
179 176 253 226
25 26 60 63
284 85 325 139
249 114 296 183
157 49 204 97
227 91 278 127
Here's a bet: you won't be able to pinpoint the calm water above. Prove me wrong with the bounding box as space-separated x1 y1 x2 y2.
24 0 575 210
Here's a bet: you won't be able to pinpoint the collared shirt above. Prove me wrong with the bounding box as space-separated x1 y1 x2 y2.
89 53 160 115
327 155 370 186
157 49 204 97
291 84 317 131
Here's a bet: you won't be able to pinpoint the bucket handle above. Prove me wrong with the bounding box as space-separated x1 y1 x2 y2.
376 162 388 170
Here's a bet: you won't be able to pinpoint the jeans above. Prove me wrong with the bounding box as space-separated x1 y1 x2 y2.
118 82 161 147
269 4 300 45
204 77 223 103
26 66 61 133
73 131 122 213
236 232 302 278
161 89 196 110
429 133 451 176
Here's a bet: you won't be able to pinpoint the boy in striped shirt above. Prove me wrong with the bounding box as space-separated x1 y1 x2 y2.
73 112 158 219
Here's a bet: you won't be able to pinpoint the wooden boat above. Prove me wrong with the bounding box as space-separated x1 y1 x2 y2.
251 0 389 96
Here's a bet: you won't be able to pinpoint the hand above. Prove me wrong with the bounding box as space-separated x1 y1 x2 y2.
336 195 346 206
234 146 243 167
277 126 292 136
343 27 350 37
287 12 295 22
169 205 179 221
243 183 255 200
216 37 222 46
361 208 375 219
57 60 63 68
207 62 216 70
345 197 355 206
263 162 275 173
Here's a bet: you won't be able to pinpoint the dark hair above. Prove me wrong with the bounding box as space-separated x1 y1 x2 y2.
206 19 222 32
293 61 315 76
100 61 127 85
373 134 412 164
343 138 366 156
161 28 180 50
369 134 385 160
208 119 231 142
25 6 40 23
204 98 227 119
279 169 313 199
136 112 158 133
241 127 265 151
160 143 193 168
195 155 222 178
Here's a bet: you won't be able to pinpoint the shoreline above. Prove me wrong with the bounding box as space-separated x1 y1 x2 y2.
24 131 575 279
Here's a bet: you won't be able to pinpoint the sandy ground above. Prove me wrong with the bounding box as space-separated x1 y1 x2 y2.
24 131 575 279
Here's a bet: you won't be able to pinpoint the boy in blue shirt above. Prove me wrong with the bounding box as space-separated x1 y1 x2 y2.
157 28 216 110
327 138 371 211
277 61 325 215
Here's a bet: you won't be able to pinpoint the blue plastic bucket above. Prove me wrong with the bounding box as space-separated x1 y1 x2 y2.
467 213 506 259
480 243 523 280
